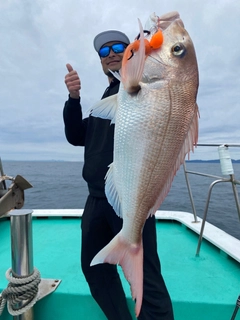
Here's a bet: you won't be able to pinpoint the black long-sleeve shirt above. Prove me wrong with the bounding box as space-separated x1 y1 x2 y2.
63 78 120 197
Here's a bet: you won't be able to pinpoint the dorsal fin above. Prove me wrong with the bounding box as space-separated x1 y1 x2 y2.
120 19 146 94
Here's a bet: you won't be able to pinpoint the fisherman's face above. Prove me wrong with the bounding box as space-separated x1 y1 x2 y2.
99 41 126 77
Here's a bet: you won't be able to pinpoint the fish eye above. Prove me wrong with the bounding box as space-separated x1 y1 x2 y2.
172 43 185 56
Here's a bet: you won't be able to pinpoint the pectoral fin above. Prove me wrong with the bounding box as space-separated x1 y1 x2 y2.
90 94 118 124
105 163 122 218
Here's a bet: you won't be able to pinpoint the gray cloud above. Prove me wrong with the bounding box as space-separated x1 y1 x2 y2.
0 0 240 161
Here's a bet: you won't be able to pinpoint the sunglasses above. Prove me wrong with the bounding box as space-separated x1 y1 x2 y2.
99 43 127 58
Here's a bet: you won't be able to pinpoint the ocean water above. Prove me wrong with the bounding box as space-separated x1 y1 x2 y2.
2 160 240 240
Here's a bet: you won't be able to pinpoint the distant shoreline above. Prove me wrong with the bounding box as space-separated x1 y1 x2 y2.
186 159 240 163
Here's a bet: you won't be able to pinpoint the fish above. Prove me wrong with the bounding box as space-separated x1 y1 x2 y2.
90 11 199 317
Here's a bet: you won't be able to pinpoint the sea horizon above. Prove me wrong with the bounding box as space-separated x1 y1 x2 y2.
1 160 240 240
2 159 240 163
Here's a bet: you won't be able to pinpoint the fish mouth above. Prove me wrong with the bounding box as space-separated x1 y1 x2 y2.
142 76 162 84
141 55 166 83
147 54 167 67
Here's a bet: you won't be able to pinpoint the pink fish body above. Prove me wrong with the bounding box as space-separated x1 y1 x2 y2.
90 11 199 316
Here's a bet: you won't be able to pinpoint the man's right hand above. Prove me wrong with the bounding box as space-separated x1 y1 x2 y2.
65 64 81 99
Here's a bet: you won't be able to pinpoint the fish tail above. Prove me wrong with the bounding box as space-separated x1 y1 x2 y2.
90 231 143 317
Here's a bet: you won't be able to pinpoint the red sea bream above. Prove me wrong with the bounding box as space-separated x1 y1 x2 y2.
90 11 199 316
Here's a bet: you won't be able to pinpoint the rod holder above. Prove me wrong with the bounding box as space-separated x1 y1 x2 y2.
218 144 234 175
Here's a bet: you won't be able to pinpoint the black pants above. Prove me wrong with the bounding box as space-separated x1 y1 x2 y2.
81 195 174 320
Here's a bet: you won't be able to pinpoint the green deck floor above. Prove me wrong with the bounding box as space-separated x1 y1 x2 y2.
0 216 240 320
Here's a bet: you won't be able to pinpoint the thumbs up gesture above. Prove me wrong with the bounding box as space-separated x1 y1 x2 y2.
65 63 81 99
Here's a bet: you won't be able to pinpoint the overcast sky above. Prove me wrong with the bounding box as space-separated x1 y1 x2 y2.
0 0 240 161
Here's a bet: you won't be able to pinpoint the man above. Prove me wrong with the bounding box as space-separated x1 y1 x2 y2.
63 29 174 320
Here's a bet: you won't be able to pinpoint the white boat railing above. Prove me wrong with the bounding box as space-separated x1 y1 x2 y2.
182 143 240 256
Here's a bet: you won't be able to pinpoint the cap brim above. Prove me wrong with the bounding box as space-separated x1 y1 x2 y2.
94 30 130 52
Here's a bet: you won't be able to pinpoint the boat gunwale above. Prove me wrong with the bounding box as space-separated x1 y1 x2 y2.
7 209 238 263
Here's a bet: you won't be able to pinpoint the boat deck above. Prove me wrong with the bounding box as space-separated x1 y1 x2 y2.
0 210 240 320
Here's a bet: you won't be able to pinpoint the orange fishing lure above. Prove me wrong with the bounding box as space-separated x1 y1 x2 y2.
122 29 163 67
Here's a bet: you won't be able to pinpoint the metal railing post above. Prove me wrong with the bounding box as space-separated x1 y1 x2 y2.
10 209 34 320
195 179 226 256
183 161 199 222
230 174 240 221
230 295 240 320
